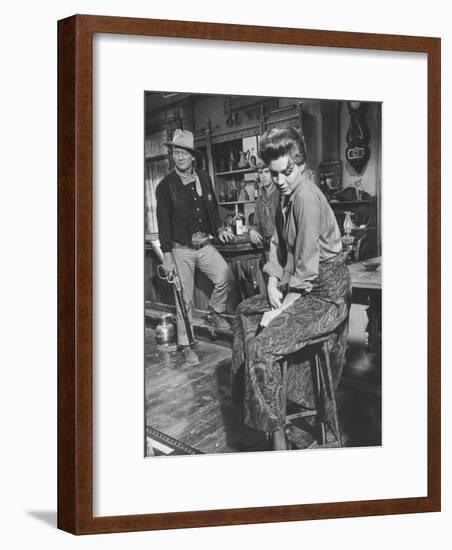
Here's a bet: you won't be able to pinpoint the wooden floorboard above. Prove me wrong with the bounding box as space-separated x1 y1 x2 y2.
145 324 381 456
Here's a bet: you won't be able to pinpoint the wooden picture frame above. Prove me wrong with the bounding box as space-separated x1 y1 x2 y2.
58 14 441 534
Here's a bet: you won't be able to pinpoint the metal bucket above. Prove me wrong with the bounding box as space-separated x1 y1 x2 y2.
155 314 177 348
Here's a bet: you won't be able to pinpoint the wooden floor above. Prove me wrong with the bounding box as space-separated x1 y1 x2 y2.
145 304 381 456
145 330 268 454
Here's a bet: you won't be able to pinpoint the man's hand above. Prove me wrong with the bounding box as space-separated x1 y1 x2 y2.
267 277 283 309
218 228 234 243
249 228 263 245
162 252 176 277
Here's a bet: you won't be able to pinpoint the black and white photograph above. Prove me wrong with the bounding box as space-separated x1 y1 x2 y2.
144 91 382 457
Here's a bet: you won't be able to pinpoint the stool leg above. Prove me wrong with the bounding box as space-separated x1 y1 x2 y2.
322 341 343 447
281 360 288 428
310 349 326 446
315 352 327 445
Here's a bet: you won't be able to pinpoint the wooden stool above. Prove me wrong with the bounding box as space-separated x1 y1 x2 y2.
281 333 343 447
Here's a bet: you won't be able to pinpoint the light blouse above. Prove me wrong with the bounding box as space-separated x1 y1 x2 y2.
263 172 342 292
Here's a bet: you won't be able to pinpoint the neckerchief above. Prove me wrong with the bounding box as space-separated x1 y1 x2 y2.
175 166 202 197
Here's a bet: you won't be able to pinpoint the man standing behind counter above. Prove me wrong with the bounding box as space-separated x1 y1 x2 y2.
249 162 280 262
156 130 234 366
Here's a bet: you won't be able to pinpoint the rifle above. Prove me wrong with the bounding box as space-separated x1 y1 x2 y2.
151 240 195 347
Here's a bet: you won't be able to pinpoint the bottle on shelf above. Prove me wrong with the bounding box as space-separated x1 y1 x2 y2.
218 183 226 203
230 181 238 202
223 182 230 202
254 180 259 200
228 152 237 172
232 204 244 236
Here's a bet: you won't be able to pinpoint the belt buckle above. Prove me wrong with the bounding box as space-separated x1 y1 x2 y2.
191 232 208 250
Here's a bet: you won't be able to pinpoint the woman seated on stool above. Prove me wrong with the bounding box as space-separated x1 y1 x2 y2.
232 126 351 451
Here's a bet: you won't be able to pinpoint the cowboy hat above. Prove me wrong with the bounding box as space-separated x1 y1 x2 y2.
164 129 202 158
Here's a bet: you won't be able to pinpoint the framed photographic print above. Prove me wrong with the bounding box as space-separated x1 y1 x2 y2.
58 15 440 534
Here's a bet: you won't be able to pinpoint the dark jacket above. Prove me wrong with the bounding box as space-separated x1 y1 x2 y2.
156 169 221 252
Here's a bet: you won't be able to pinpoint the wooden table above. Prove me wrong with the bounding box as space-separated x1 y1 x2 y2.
348 256 381 290
348 257 381 353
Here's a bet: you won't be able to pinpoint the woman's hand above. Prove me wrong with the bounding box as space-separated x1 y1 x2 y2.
249 228 263 245
260 308 280 328
267 277 283 310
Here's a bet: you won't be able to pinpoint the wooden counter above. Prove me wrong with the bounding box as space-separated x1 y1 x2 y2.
145 240 265 318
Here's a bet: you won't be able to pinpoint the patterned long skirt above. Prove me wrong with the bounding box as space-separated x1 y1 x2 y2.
231 253 351 433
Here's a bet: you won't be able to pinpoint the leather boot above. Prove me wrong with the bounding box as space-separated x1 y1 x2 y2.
180 346 200 366
206 307 231 332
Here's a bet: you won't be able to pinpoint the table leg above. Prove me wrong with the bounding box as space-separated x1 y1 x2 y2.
365 291 381 354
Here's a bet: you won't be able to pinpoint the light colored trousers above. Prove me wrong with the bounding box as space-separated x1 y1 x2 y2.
172 244 234 346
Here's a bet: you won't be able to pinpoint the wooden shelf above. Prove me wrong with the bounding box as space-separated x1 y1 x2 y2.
329 200 372 206
219 200 256 206
216 168 257 177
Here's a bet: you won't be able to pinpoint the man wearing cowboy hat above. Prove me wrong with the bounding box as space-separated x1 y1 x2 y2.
156 129 234 366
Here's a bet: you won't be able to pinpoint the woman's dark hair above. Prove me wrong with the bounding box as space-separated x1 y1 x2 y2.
258 126 307 166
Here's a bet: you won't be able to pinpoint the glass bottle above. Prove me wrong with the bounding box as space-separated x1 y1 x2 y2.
225 182 231 202
230 180 238 202
343 211 353 237
232 204 244 236
254 179 259 200
218 183 226 203
342 211 355 262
